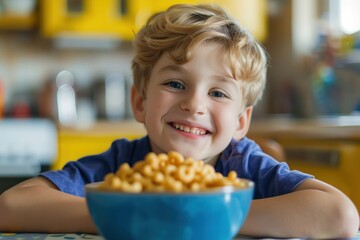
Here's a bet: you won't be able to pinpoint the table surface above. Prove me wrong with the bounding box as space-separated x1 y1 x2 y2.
0 233 102 239
1 232 360 240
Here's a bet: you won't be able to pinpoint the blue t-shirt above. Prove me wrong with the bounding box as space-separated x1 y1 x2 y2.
40 136 313 198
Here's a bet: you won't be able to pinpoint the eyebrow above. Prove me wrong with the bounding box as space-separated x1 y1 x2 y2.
216 76 239 91
158 65 186 74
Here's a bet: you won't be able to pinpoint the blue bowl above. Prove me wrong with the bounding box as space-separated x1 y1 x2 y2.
85 180 254 240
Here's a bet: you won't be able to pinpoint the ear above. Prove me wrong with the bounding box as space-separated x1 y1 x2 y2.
233 106 253 140
130 85 146 123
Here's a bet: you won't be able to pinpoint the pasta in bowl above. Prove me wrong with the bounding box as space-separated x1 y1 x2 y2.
85 152 254 240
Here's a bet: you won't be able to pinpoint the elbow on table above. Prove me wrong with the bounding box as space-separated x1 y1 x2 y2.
0 193 9 228
333 201 359 238
0 190 17 231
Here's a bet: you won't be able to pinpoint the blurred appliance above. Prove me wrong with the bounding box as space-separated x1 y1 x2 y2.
56 70 77 126
1 0 37 15
0 119 57 193
93 72 126 120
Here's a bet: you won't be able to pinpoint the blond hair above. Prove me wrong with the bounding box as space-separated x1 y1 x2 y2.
132 4 267 107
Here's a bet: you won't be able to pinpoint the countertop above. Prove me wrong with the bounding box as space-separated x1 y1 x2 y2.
59 116 360 141
249 115 360 141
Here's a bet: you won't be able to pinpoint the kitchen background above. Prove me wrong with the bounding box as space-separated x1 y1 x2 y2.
1 0 360 122
1 0 360 209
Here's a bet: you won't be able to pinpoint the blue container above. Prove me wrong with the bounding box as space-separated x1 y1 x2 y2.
85 180 254 240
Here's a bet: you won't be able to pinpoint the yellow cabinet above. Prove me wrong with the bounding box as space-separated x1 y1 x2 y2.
40 0 138 40
213 0 267 42
250 117 360 212
54 121 146 170
40 0 267 41
280 139 360 212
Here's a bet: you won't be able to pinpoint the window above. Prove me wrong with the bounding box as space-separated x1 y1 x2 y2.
329 0 360 34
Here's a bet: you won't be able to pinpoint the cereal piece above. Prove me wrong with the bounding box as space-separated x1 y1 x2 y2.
163 164 177 176
192 159 204 171
165 177 183 192
133 161 146 171
168 151 184 165
128 172 143 184
189 182 201 192
176 165 195 184
203 172 215 183
121 181 142 193
202 164 215 175
141 178 154 191
141 164 154 177
152 172 165 184
104 173 115 185
159 160 167 169
184 157 195 166
145 152 157 162
116 163 132 180
145 152 160 170
214 172 224 180
233 178 247 188
157 153 168 162
228 171 237 180
107 175 122 189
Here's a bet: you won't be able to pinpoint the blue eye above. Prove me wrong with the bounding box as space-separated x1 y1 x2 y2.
209 91 226 98
165 81 185 90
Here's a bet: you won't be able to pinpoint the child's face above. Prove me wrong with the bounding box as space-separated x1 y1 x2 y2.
132 43 251 163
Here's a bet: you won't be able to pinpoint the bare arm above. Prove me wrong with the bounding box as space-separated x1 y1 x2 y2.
240 178 359 238
0 177 97 233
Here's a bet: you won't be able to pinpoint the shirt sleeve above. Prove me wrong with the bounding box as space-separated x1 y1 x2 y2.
217 138 314 199
39 136 151 197
40 141 121 197
244 153 314 198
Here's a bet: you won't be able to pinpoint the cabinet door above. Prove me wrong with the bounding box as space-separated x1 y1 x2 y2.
40 0 136 40
280 139 360 212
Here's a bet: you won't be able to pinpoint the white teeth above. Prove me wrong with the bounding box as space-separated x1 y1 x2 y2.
184 126 190 132
173 123 207 135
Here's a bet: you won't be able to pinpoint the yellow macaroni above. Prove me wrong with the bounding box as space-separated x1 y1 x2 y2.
99 151 247 193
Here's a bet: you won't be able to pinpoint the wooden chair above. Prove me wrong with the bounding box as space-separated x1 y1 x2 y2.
249 136 285 162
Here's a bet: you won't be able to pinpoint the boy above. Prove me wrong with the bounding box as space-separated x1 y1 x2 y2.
0 4 358 238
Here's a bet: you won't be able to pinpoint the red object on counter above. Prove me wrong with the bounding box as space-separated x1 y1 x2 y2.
11 100 31 118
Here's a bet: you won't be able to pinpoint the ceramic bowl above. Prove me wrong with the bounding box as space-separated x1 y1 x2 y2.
85 180 254 240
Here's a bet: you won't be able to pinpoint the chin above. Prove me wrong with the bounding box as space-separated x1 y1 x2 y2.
172 148 203 160
155 140 207 159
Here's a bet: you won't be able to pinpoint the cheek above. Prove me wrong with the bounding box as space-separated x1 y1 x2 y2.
147 92 171 110
144 92 173 121
215 102 239 116
213 104 240 129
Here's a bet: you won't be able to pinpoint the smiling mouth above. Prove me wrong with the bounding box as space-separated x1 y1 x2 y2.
170 122 209 135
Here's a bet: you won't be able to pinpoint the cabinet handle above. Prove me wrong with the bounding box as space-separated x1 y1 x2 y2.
119 0 127 16
285 148 340 167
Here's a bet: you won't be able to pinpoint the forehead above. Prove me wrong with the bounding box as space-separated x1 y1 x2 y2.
153 43 234 79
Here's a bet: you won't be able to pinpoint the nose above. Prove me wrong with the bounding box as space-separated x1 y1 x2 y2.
179 91 207 115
